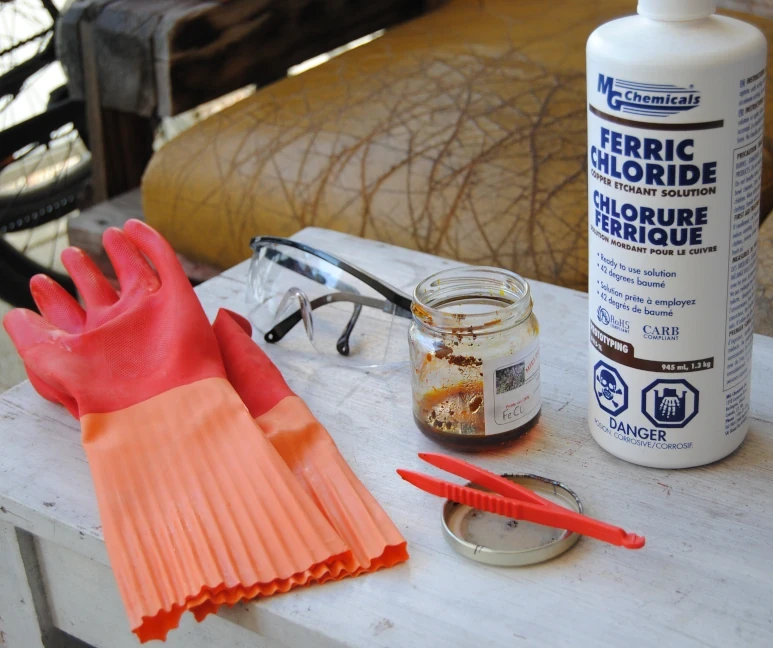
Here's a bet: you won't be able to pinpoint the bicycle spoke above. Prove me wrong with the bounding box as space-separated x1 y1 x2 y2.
40 0 58 20
11 4 48 29
21 226 32 253
0 25 48 57
46 214 59 267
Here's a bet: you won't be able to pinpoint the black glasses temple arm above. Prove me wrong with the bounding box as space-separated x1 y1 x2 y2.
264 292 409 353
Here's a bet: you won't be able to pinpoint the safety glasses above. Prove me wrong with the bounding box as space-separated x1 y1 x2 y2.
247 236 413 367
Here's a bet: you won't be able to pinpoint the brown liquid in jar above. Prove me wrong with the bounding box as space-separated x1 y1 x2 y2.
414 382 540 451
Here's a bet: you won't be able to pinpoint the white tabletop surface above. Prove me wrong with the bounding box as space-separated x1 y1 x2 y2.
1 227 773 647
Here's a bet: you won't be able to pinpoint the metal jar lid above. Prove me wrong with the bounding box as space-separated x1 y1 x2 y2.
441 474 582 566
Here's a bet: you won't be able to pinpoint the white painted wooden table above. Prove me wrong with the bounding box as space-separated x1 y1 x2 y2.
2 228 773 648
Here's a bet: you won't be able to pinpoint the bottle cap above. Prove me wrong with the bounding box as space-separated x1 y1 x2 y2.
441 474 582 566
637 0 716 21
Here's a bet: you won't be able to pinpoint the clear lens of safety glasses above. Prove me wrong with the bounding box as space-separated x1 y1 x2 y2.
247 238 413 368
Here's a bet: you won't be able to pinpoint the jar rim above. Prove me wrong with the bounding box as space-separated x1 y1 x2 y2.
412 266 533 333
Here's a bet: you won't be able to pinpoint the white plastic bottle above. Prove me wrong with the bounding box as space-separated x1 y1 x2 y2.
586 0 766 468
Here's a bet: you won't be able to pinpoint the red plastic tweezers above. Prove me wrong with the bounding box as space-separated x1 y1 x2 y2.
397 453 645 550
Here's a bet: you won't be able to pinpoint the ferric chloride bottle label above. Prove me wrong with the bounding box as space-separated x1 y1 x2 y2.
587 63 765 462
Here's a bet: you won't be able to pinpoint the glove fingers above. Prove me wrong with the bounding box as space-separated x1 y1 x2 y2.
124 220 188 290
3 307 61 355
103 227 161 295
2 307 77 415
29 274 86 334
213 309 294 418
61 247 118 309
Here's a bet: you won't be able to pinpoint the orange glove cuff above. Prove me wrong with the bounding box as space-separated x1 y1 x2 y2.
82 378 351 642
256 396 409 576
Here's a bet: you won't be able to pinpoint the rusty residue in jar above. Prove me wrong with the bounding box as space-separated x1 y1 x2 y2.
410 269 540 450
451 325 477 341
432 344 481 367
446 354 482 368
434 344 453 359
411 302 433 326
417 383 486 436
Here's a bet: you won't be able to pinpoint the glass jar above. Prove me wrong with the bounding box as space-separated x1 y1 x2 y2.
409 267 541 450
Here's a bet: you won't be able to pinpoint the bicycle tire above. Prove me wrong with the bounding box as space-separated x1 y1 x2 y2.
0 0 87 308
0 155 91 233
0 94 91 232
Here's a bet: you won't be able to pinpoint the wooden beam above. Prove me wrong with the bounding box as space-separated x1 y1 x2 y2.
58 0 440 118
78 20 107 204
159 0 430 116
79 20 154 201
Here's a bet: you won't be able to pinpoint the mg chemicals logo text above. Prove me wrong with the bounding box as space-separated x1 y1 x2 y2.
598 74 701 117
597 306 630 334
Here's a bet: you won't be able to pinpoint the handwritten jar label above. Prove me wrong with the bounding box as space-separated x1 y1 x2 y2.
482 339 541 435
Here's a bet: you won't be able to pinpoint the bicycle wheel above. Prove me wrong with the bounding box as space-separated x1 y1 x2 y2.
0 0 86 308
0 97 91 233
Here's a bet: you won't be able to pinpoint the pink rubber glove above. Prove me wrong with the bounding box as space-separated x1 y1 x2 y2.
3 222 351 642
